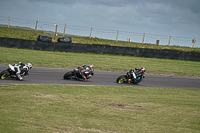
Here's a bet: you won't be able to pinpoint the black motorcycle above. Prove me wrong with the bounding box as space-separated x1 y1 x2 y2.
116 67 145 84
0 64 30 80
63 68 94 81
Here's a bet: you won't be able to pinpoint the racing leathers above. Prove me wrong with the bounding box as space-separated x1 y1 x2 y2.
126 68 145 83
14 62 31 80
77 65 94 81
126 69 137 83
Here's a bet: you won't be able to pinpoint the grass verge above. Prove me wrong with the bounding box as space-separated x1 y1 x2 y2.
0 47 200 77
0 84 200 133
0 26 200 53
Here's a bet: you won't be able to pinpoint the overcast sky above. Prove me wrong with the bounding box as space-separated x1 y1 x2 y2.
0 0 200 39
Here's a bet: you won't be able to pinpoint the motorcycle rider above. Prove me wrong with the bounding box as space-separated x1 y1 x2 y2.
77 64 94 82
127 69 136 83
127 67 145 83
13 62 32 80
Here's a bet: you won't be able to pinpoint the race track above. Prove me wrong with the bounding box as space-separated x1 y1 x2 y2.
0 65 199 89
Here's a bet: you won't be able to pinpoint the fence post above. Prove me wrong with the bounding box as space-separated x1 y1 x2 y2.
63 24 66 36
168 36 171 46
35 20 38 31
8 17 10 28
116 30 119 42
54 24 58 39
192 38 196 48
156 40 160 45
90 27 93 38
142 33 145 44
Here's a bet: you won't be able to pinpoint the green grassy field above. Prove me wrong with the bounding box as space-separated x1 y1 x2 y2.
1 47 200 77
0 85 200 133
0 26 200 53
0 26 200 133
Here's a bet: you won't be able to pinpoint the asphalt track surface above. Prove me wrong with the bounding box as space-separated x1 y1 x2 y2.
0 65 199 89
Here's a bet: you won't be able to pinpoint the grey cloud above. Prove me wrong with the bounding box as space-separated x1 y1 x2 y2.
0 0 199 38
29 0 200 9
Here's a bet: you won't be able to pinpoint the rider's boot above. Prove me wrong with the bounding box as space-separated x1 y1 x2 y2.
82 75 87 82
16 72 23 80
15 66 23 80
133 78 136 83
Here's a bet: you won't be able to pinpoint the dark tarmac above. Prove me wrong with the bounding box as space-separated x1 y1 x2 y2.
0 65 199 89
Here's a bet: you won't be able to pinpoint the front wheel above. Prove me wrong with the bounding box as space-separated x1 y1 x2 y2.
0 70 10 79
63 71 74 80
116 75 126 84
134 76 142 84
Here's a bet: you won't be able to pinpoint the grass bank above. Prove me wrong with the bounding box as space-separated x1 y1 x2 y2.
0 84 199 132
0 47 200 77
0 26 200 53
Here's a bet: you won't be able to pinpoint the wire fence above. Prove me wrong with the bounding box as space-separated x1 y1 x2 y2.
66 25 91 37
0 16 199 48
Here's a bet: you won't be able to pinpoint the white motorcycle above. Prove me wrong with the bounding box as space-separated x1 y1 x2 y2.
0 63 32 80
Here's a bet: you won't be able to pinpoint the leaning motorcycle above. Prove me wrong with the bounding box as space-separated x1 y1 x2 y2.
0 64 30 80
116 67 145 84
63 68 94 81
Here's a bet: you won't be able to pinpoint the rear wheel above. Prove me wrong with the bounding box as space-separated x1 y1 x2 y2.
116 75 126 83
63 71 74 80
0 70 10 79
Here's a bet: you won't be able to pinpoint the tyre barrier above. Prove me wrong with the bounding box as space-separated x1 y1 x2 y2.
57 37 72 43
37 35 52 42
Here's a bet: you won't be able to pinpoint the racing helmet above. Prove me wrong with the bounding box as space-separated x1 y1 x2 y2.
86 66 90 70
89 64 94 70
141 67 145 73
27 63 32 69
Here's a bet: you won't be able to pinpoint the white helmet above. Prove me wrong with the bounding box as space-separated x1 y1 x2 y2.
27 63 32 69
